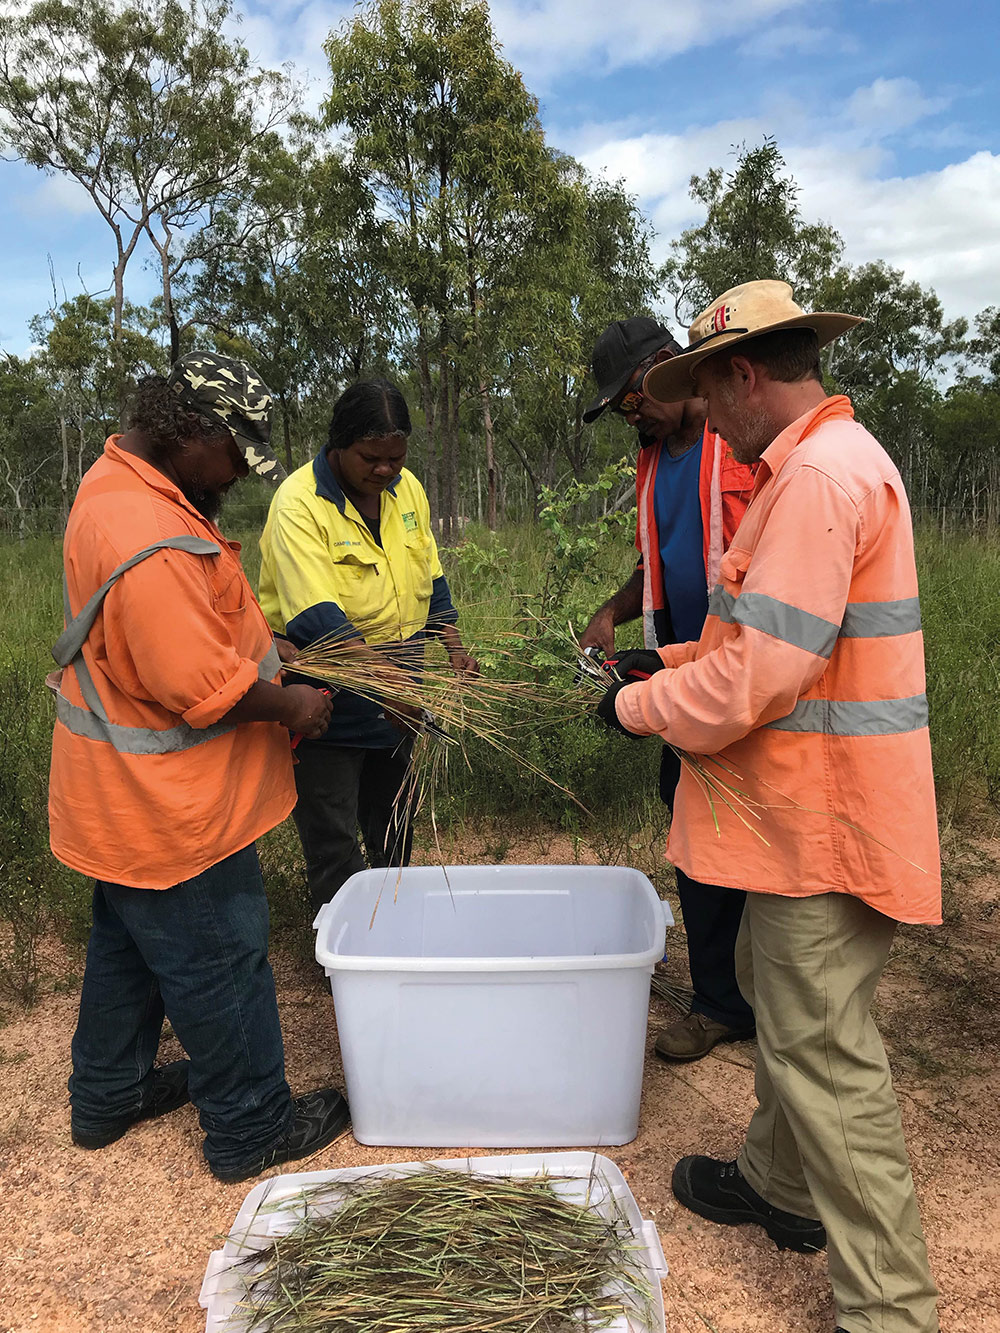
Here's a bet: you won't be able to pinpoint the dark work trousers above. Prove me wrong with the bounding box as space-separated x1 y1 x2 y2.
69 845 295 1178
292 736 416 917
660 746 755 1030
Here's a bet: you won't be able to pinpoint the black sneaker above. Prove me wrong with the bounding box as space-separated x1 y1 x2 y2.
672 1156 826 1253
71 1059 191 1149
212 1087 350 1184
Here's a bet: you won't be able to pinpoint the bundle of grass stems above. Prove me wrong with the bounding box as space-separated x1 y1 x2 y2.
232 1166 654 1333
287 614 921 873
287 614 773 855
286 615 600 850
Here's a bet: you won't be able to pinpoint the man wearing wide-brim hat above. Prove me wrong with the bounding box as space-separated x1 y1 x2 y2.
596 280 941 1330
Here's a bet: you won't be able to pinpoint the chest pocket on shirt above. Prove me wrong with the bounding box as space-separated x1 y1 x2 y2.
332 549 379 578
718 546 752 597
328 548 380 624
211 559 249 621
404 532 434 601
719 454 757 497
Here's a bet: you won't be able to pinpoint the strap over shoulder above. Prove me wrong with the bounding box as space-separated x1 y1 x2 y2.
52 535 220 667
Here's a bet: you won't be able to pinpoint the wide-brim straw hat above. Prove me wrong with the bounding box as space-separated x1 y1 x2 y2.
643 280 863 404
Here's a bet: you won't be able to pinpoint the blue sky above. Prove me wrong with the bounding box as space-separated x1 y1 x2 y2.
2 0 998 356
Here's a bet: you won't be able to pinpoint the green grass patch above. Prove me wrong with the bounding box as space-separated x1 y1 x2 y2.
0 519 996 1001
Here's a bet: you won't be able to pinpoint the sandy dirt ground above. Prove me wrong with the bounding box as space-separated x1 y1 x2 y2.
1 832 998 1332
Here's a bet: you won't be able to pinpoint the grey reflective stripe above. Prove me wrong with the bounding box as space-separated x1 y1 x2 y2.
642 608 657 651
52 533 279 756
72 641 112 722
258 642 281 681
55 641 281 755
59 575 116 720
732 592 840 659
766 695 929 736
55 695 237 754
708 584 735 621
709 584 922 653
53 536 221 666
840 598 922 638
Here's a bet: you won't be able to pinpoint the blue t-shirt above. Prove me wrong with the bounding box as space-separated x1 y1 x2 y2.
653 438 708 644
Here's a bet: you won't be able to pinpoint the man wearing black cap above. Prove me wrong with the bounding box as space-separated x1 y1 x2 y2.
580 318 758 1061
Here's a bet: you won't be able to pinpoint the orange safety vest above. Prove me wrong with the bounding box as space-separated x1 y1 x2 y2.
48 438 295 889
635 426 757 647
617 397 942 925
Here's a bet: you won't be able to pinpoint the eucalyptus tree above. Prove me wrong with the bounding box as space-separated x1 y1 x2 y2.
662 137 843 323
0 0 295 394
324 0 565 536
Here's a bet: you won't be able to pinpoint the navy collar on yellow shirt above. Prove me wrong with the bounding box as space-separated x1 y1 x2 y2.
312 446 400 512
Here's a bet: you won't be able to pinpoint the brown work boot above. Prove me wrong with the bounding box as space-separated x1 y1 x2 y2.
654 1011 755 1062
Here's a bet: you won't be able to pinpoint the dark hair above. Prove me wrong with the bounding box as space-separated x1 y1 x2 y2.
327 379 412 451
127 375 230 457
722 328 822 384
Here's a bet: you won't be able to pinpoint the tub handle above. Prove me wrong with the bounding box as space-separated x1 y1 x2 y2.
200 1249 234 1313
641 1217 669 1276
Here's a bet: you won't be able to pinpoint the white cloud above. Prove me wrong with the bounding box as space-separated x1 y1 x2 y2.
578 118 762 231
488 0 807 83
573 96 1000 325
843 77 950 138
229 1 355 114
738 21 850 59
17 173 94 219
789 148 1000 317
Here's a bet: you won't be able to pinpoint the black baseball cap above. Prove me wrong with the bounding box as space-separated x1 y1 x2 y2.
583 318 680 423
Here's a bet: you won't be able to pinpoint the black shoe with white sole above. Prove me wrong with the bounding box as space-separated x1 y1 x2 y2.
212 1087 350 1184
672 1156 826 1253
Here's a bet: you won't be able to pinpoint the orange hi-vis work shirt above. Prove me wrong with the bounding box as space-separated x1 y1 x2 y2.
616 397 942 926
48 438 295 889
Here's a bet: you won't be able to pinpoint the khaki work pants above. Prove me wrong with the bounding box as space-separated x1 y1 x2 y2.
735 891 938 1333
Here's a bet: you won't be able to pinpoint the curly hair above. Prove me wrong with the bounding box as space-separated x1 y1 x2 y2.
127 376 231 458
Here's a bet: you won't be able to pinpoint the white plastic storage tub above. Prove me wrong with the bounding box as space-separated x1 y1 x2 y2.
200 1152 667 1333
314 864 672 1147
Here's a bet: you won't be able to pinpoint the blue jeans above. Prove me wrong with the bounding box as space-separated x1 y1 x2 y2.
69 845 294 1176
659 746 755 1030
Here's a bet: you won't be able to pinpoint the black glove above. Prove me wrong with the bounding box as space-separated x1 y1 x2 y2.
596 679 644 738
603 649 666 682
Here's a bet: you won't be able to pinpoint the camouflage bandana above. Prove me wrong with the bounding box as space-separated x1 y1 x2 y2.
166 352 286 482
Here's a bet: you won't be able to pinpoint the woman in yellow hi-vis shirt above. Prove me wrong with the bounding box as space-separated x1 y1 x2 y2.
259 380 478 914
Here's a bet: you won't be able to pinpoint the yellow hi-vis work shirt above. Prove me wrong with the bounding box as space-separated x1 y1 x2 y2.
258 448 457 747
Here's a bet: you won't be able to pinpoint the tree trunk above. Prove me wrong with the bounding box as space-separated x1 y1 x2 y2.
503 433 542 517
437 350 452 546
112 249 128 424
481 380 497 529
59 415 70 523
447 357 460 539
278 391 293 472
417 332 438 529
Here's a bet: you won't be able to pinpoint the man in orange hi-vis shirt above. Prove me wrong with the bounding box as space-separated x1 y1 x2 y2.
49 354 349 1184
597 281 940 1331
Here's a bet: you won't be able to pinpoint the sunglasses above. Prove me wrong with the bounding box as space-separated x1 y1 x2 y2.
614 388 644 417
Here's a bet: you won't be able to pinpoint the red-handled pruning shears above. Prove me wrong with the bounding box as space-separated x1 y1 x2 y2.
603 657 655 682
576 646 654 685
291 688 333 749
